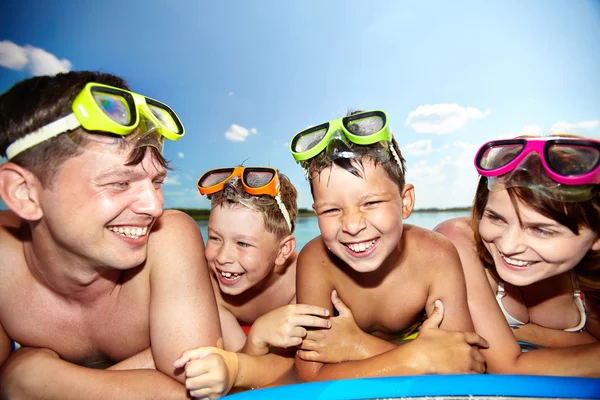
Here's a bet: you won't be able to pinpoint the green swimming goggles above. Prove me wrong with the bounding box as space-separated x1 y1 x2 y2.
290 110 402 169
6 82 185 160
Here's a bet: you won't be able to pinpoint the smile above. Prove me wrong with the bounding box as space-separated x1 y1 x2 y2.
345 239 377 253
217 268 244 285
107 226 148 239
501 254 536 268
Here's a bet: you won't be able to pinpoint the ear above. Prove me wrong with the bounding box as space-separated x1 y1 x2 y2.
275 234 297 266
0 162 44 221
401 183 415 219
592 235 600 252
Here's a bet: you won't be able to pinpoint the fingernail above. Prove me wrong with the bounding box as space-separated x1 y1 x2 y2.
325 309 330 316
434 300 442 308
327 321 331 328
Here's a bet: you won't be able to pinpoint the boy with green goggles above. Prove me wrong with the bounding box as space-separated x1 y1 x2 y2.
5 82 184 160
289 109 488 382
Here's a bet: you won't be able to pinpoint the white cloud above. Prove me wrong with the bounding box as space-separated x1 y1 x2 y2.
177 152 185 159
164 175 181 185
401 139 438 156
0 41 72 76
225 124 257 142
550 120 600 133
519 125 543 135
406 103 491 134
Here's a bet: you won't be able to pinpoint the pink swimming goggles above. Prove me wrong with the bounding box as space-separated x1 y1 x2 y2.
475 137 600 186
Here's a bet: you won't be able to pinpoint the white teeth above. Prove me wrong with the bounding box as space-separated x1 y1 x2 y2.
220 271 242 279
502 255 533 267
347 239 376 253
108 226 148 238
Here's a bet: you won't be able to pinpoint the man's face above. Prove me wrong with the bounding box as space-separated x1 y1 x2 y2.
37 146 166 270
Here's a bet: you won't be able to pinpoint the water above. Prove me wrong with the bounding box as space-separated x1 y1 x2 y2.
197 210 469 250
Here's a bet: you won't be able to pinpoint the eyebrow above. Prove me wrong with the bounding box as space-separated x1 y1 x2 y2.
96 168 166 181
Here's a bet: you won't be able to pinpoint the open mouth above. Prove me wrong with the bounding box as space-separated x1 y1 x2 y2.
344 238 378 256
107 226 148 239
500 254 537 269
217 268 244 285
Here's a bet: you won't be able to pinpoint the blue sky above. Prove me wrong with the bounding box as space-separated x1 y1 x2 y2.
1 0 599 211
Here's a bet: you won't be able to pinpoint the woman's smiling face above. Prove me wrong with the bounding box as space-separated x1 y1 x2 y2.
479 189 600 286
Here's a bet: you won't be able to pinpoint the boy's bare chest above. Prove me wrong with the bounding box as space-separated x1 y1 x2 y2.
334 272 428 335
2 278 150 364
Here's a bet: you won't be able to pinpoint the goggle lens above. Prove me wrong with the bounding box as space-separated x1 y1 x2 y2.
148 103 180 133
293 126 328 153
346 114 384 136
478 143 524 170
548 144 600 176
244 169 275 188
93 92 133 126
199 170 234 188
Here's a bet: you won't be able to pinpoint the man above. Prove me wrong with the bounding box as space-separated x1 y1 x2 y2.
0 71 221 399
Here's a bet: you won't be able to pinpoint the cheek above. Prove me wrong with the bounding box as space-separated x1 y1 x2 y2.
478 220 500 243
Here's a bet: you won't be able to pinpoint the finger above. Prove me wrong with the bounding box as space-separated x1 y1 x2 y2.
421 299 444 330
464 332 489 348
304 330 325 341
291 315 331 329
174 347 213 368
299 339 319 351
331 290 353 318
292 304 331 317
296 349 322 361
471 348 486 364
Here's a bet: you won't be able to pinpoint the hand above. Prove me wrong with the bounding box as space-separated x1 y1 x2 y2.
408 300 489 374
298 290 369 363
245 304 331 355
174 340 239 399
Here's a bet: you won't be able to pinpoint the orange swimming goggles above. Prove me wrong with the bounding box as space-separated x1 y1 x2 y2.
197 166 292 231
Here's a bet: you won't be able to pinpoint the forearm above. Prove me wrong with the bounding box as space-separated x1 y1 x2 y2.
0 348 188 400
108 347 156 371
296 343 426 382
513 324 598 348
488 342 600 377
235 353 295 389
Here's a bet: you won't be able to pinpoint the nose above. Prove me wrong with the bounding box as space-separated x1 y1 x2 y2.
341 209 366 236
497 225 528 255
215 241 234 265
134 181 164 217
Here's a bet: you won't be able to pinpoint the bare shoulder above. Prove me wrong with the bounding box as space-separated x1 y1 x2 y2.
297 236 331 272
404 224 460 261
0 210 24 270
151 209 199 234
433 216 474 244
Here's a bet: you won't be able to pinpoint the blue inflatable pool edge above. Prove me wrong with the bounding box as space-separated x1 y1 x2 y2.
226 374 600 399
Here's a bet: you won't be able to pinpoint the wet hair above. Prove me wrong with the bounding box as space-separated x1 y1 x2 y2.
209 169 299 239
300 110 407 197
471 134 600 298
0 71 169 187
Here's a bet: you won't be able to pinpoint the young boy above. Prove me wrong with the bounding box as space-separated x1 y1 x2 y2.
288 110 488 381
173 166 330 396
0 71 221 399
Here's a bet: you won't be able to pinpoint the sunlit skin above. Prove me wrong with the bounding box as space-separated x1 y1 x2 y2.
311 161 407 274
205 204 285 298
480 189 599 287
34 146 166 279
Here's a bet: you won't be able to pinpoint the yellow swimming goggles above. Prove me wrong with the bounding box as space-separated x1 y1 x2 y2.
6 82 185 160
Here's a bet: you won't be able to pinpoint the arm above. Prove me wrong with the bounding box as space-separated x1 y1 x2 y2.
513 323 597 348
148 211 222 383
0 347 189 400
435 217 600 376
426 232 475 332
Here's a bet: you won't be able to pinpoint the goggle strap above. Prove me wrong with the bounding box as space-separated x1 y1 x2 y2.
389 137 404 174
275 193 293 233
6 114 81 160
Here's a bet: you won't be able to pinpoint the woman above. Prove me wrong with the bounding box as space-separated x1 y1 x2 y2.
435 135 600 376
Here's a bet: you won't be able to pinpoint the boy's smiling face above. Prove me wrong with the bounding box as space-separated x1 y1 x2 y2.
205 204 282 295
311 159 414 273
